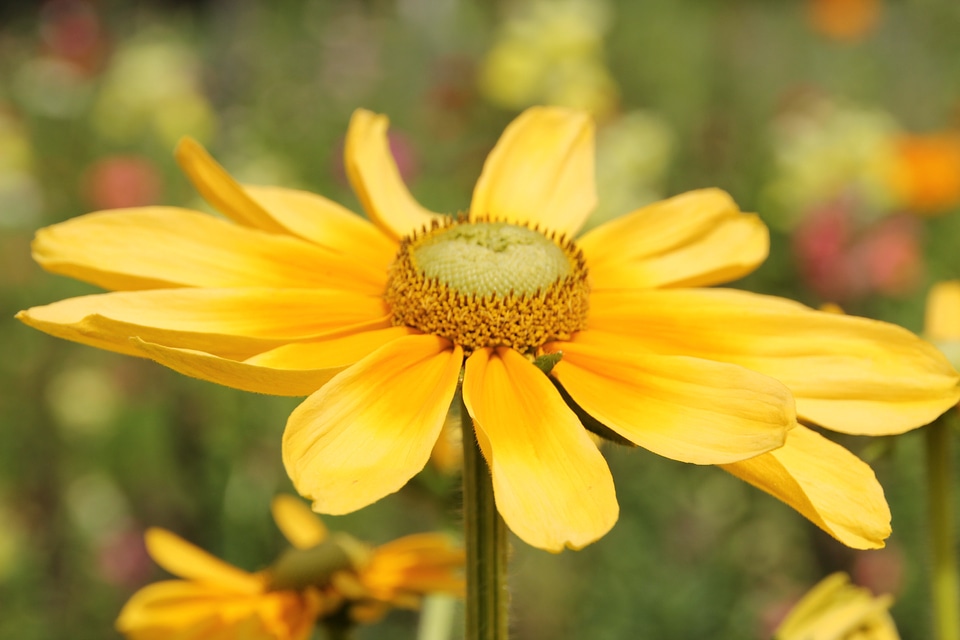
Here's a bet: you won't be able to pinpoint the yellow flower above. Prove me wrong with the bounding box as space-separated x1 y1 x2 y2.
478 0 619 119
774 572 900 640
19 107 960 551
116 495 464 639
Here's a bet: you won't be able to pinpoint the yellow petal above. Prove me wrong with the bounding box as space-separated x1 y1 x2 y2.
344 109 443 239
245 326 417 368
545 339 793 464
144 528 262 591
362 533 465 600
588 288 960 435
270 495 328 550
283 335 462 514
132 327 410 396
242 186 398 272
470 106 596 237
116 580 319 640
31 207 386 294
925 280 960 342
175 137 287 233
17 288 389 360
579 189 768 289
721 425 891 549
116 580 231 633
461 347 618 551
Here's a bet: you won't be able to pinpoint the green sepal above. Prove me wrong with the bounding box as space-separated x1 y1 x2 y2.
264 533 366 591
532 351 564 375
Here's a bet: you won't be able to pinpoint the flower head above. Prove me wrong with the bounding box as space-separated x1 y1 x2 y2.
774 572 900 640
115 496 463 639
19 107 960 551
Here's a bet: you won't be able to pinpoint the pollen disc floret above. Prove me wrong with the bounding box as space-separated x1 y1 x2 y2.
386 217 590 353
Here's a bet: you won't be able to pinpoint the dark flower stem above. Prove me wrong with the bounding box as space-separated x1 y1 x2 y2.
927 412 959 640
460 394 509 640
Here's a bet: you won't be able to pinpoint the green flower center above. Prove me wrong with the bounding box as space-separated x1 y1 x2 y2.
412 223 572 297
385 218 590 353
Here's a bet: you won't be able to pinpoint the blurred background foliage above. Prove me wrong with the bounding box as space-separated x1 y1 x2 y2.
1 0 959 638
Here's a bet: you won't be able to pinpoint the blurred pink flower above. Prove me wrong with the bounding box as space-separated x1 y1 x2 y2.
852 544 905 598
97 527 153 588
84 156 162 210
792 200 922 301
40 0 107 74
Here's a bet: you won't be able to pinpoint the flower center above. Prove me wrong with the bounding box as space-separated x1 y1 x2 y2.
385 218 590 353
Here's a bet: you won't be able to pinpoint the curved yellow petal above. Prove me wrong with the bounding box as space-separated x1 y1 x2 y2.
242 186 398 272
545 339 793 464
133 327 409 396
283 335 462 514
31 207 386 294
116 580 233 632
462 347 618 551
245 326 417 368
470 106 596 237
17 288 389 360
344 109 443 239
579 189 768 289
144 528 262 591
720 426 891 549
116 580 321 640
271 495 328 550
588 288 960 435
175 137 287 233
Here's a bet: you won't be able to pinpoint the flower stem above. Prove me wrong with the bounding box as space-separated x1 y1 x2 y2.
460 394 509 640
927 413 959 640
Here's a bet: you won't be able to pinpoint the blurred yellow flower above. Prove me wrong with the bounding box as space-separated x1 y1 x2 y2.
478 0 618 119
775 572 900 640
925 281 960 371
763 98 900 230
19 107 960 551
116 496 463 639
92 38 216 147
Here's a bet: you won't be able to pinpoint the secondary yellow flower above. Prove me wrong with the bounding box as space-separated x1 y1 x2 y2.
774 572 900 640
116 495 463 639
116 527 324 640
19 107 960 551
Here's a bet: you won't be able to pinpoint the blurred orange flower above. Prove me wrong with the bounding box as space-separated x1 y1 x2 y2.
116 496 463 639
807 0 881 42
890 133 960 215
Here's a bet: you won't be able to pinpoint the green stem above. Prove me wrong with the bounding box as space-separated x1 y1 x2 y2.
460 394 509 640
927 415 959 640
